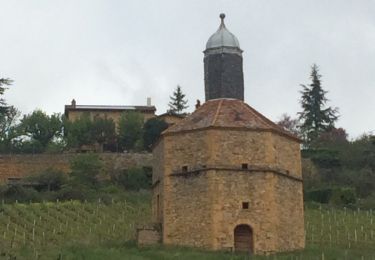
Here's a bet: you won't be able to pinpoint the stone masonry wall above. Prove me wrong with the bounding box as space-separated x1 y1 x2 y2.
137 227 161 246
154 128 304 253
210 170 278 253
164 172 213 248
0 153 153 183
67 110 155 132
166 129 302 177
152 140 165 223
270 134 302 178
274 175 305 252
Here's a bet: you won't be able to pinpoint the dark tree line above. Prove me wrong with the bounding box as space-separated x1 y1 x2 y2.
0 110 169 154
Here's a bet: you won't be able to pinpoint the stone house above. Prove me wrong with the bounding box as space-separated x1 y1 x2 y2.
150 14 305 254
64 98 156 128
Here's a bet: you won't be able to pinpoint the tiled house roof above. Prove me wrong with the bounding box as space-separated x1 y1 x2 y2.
163 98 300 141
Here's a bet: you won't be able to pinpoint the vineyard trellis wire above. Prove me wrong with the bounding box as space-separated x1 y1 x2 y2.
305 205 375 250
0 198 151 256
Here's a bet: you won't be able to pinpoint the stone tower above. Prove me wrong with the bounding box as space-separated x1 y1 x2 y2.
204 13 244 101
151 14 305 254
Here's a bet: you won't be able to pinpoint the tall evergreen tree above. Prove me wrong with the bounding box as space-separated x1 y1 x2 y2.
168 85 188 115
298 64 338 146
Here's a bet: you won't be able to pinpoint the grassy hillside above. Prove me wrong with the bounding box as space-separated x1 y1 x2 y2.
0 194 374 259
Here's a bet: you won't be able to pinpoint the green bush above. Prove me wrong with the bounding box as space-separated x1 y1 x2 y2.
27 168 67 192
99 184 121 194
113 167 151 191
0 185 41 203
305 187 356 205
55 183 94 201
357 193 375 209
305 188 332 204
330 187 356 205
70 153 104 186
309 149 341 168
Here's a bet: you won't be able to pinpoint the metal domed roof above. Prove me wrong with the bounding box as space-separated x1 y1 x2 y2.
206 13 241 50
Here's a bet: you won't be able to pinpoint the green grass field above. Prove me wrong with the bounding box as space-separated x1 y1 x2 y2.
0 194 374 259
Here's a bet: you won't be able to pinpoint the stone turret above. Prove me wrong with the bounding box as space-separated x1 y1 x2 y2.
150 14 305 255
204 13 244 101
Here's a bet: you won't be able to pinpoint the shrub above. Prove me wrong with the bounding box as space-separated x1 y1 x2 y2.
330 187 356 205
0 185 41 203
27 168 67 192
55 184 94 201
70 153 104 187
305 187 356 205
113 167 151 191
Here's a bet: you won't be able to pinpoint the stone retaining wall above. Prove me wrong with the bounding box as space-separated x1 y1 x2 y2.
0 153 153 183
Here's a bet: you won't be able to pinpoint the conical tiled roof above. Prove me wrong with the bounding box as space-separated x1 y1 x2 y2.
163 99 300 141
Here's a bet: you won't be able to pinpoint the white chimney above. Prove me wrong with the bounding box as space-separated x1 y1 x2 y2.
147 97 152 106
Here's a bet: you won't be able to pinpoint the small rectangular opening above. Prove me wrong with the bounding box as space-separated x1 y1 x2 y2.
156 194 160 220
181 166 188 172
241 163 248 169
242 202 249 209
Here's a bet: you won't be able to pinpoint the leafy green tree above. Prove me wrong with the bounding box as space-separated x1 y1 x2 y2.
91 116 116 150
143 118 168 151
0 106 20 152
168 85 188 115
0 78 13 115
118 112 144 151
64 115 116 151
20 110 63 150
0 78 20 152
298 64 338 146
64 113 94 148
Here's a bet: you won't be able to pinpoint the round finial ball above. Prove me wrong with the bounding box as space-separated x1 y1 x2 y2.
220 13 225 20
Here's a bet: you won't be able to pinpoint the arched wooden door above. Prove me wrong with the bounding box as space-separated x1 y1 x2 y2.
234 224 253 253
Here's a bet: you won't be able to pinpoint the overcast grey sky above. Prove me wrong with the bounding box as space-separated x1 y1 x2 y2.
1 1 374 138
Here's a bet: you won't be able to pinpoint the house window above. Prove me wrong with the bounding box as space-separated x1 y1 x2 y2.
182 166 188 172
242 202 249 209
241 163 248 169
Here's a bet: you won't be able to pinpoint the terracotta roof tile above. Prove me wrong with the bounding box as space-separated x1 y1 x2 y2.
163 99 300 141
